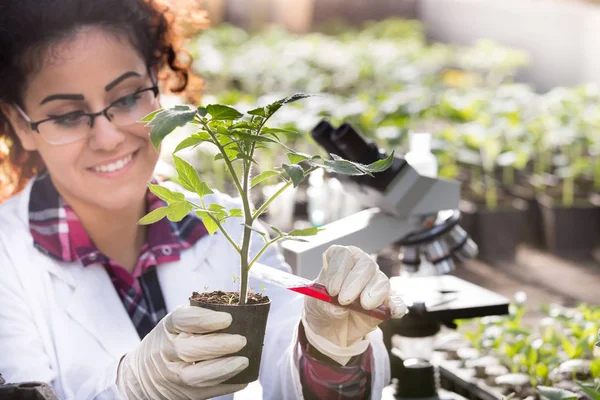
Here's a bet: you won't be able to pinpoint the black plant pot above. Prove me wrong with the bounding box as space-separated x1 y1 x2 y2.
504 185 544 249
538 194 600 261
189 296 271 384
471 199 527 265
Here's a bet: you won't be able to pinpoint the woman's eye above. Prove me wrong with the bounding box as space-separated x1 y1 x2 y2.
113 93 141 109
51 112 87 128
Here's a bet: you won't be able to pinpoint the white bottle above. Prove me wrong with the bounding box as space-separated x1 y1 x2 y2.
404 132 438 178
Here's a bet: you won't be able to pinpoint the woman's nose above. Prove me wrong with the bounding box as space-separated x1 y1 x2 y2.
87 116 126 151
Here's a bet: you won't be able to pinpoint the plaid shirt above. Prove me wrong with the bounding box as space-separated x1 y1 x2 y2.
28 172 372 397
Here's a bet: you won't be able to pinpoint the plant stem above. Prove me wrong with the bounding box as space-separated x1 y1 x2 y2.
238 141 257 305
484 170 497 210
248 234 283 270
252 165 318 222
188 200 241 253
203 123 245 197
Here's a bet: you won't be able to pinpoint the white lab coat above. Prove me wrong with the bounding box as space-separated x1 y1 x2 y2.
0 179 390 399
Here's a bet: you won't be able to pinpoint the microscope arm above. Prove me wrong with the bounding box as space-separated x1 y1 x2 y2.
280 208 422 279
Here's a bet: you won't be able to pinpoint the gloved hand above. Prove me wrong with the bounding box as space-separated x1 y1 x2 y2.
117 305 248 400
302 245 407 366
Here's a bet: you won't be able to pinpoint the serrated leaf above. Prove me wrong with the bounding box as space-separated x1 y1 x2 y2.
323 158 368 176
139 109 161 122
167 201 192 222
206 104 243 120
196 211 219 234
148 183 185 203
537 386 578 400
277 93 313 105
232 131 277 144
282 163 305 187
148 105 197 149
173 156 213 199
248 107 266 117
287 152 310 164
262 127 298 136
208 203 228 220
367 152 395 173
288 226 324 237
138 207 169 225
229 208 243 217
174 133 213 153
230 121 255 130
251 170 281 188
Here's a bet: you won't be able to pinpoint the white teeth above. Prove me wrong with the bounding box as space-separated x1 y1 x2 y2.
93 153 133 173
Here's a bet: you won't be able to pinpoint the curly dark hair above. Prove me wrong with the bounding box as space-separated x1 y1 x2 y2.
0 0 205 201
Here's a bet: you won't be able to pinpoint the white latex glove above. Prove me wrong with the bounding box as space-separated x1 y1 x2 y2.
302 245 407 365
117 305 248 400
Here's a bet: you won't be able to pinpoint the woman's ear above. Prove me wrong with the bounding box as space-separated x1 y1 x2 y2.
0 103 39 151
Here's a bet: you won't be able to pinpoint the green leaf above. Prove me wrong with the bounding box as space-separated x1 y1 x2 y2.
576 383 600 400
262 127 299 136
173 156 214 199
230 121 255 130
197 106 207 117
282 163 305 187
247 107 266 117
229 208 243 217
174 133 212 153
263 93 313 119
138 207 169 225
148 105 197 149
251 170 281 187
167 201 192 222
206 104 243 120
287 152 310 164
367 152 395 173
288 226 324 237
139 109 161 122
231 131 277 144
196 211 219 234
322 156 369 176
208 203 228 220
537 386 578 400
148 183 185 203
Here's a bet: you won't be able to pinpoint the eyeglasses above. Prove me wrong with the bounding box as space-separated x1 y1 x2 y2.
14 85 160 145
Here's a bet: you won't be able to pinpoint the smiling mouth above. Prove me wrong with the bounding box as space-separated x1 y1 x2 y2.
91 150 138 173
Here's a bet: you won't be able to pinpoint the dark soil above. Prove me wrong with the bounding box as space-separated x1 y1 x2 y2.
190 290 270 305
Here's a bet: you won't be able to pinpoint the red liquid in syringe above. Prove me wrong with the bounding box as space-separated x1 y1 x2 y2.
289 282 391 321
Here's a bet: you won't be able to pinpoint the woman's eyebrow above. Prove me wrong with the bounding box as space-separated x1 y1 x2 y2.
104 71 142 91
40 94 85 105
39 71 142 105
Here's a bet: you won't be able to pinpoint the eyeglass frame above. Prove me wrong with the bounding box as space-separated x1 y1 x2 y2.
13 84 159 140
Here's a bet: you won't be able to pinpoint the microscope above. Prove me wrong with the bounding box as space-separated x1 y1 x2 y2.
280 121 510 400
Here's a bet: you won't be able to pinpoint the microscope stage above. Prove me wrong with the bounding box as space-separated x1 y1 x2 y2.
390 275 510 320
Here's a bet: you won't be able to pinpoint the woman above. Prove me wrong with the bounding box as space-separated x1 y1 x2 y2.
0 1 406 399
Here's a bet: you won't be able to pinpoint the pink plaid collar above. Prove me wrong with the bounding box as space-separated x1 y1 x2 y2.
28 172 208 268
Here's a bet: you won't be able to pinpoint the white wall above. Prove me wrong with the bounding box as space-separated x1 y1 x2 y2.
419 0 600 92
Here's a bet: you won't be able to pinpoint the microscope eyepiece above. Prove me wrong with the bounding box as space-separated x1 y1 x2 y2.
330 123 380 165
310 120 345 158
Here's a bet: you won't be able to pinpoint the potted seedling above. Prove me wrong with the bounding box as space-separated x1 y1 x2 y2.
460 129 527 265
537 138 600 260
138 93 393 384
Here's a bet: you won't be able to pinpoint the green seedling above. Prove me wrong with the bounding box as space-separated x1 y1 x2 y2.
138 93 393 304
